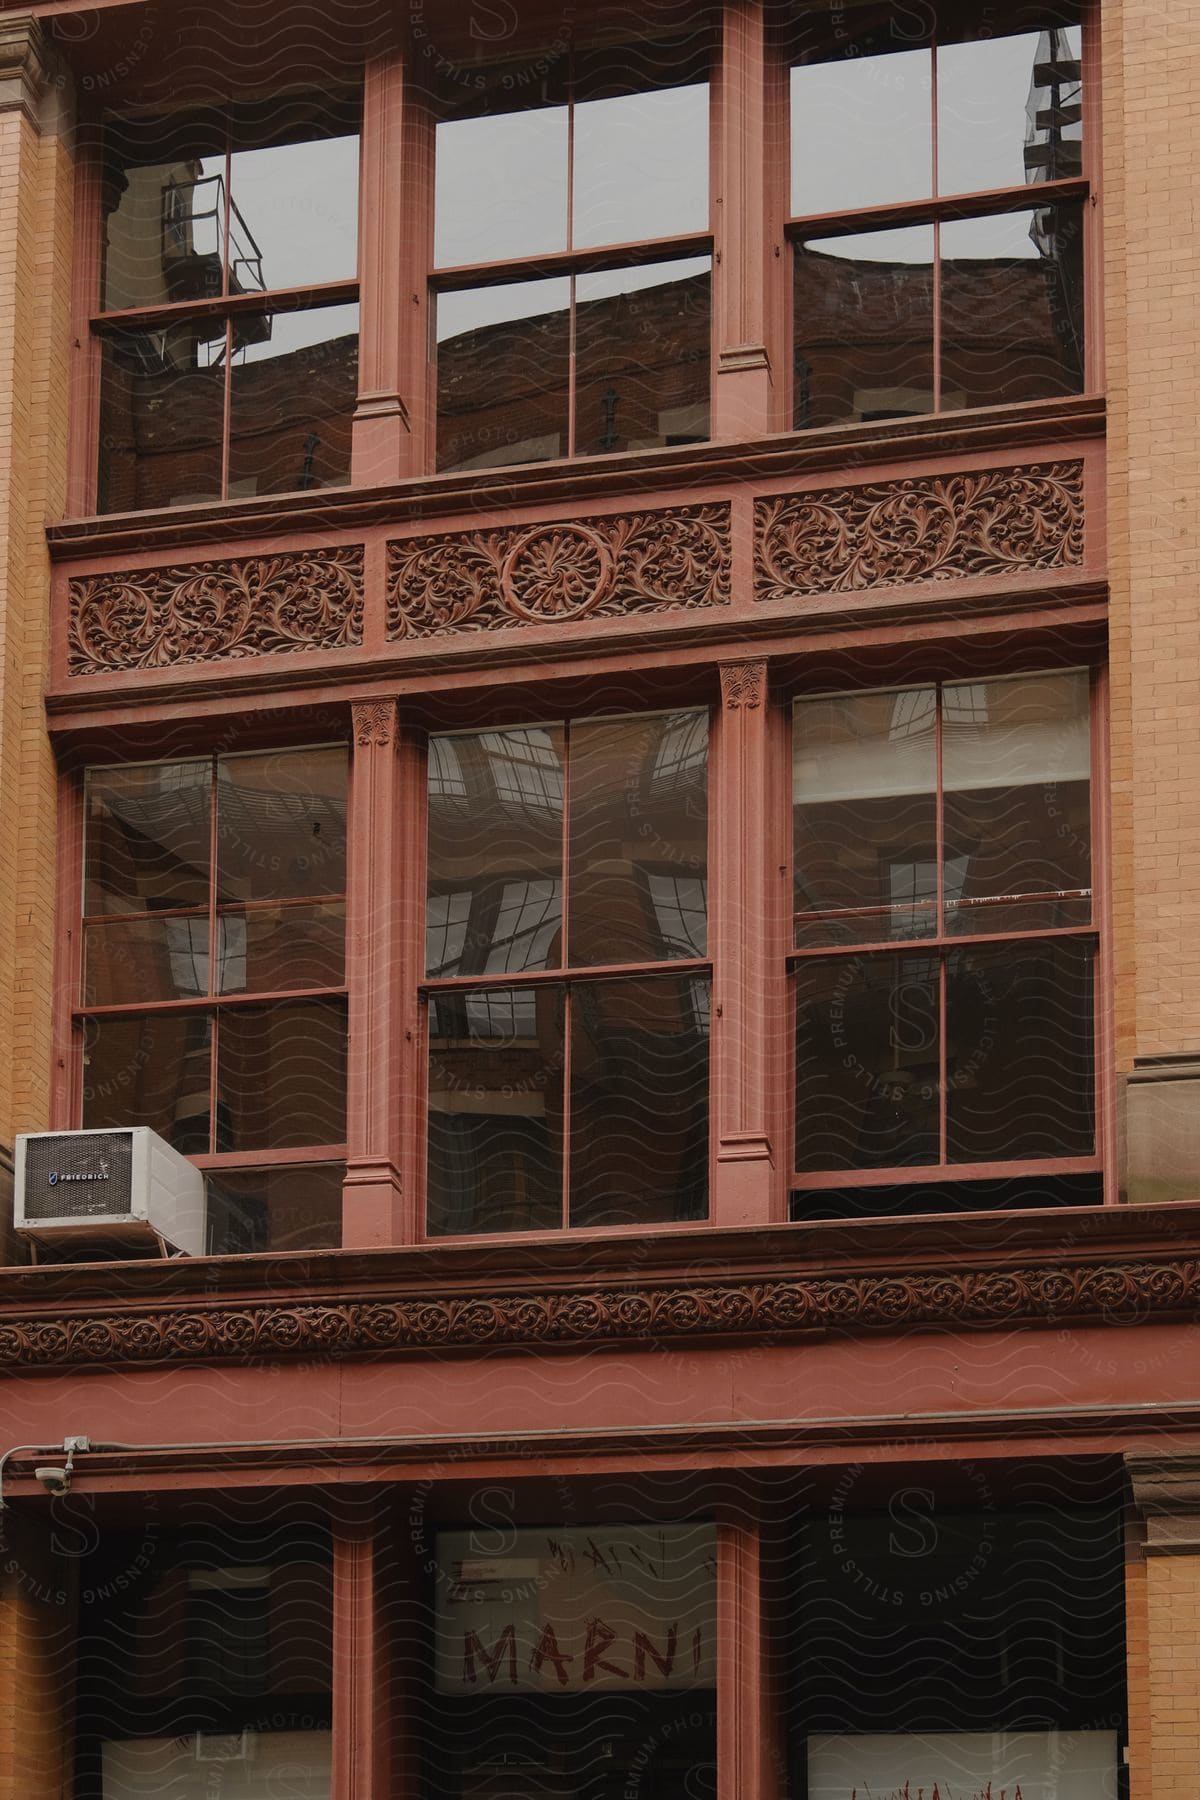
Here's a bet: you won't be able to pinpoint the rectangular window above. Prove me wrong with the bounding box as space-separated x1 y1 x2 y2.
431 32 712 471
790 670 1099 1216
788 5 1086 427
96 92 360 511
78 745 349 1250
424 712 711 1235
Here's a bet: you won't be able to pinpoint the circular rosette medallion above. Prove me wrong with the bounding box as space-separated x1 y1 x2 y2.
500 523 617 623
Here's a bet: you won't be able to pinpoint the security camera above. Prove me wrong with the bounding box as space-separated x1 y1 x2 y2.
34 1465 70 1497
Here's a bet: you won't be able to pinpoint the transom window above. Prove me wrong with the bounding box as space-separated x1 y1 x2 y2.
788 3 1086 427
424 712 711 1235
96 93 360 512
790 669 1098 1218
78 746 349 1251
430 32 712 472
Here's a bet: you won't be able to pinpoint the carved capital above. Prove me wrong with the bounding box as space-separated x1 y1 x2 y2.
352 699 397 749
1126 1453 1200 1553
0 13 50 122
721 660 768 711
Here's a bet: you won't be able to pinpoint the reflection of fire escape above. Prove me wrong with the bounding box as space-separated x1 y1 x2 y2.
161 173 271 356
1025 31 1085 385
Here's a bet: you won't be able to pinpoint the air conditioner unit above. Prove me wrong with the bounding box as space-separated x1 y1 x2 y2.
14 1127 205 1257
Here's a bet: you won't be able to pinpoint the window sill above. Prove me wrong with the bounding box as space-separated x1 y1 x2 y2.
49 394 1106 565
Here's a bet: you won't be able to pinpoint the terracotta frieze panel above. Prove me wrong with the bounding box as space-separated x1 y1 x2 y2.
0 1253 1195 1370
755 461 1085 600
68 545 365 675
387 504 731 638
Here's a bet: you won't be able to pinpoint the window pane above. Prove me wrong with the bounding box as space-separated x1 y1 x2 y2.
85 761 212 915
938 25 1082 194
217 998 347 1150
791 47 932 216
573 81 709 247
82 1012 213 1153
435 103 569 266
98 326 225 512
575 259 711 456
216 747 348 903
227 303 358 497
795 954 940 1172
426 727 564 978
568 712 708 966
946 939 1095 1161
228 111 359 292
84 914 210 1005
943 670 1091 934
569 975 710 1227
793 689 937 946
217 901 345 994
205 1162 344 1254
427 986 564 1236
794 226 935 430
101 114 227 312
941 204 1085 406
436 278 570 472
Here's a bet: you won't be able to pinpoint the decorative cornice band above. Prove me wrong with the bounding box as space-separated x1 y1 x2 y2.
755 461 1085 600
1 1254 1197 1372
68 545 365 675
387 503 731 638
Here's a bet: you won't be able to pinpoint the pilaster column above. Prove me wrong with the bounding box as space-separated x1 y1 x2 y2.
332 1504 393 1800
343 700 422 1246
351 47 435 485
717 1513 782 1800
711 660 785 1225
711 0 789 441
1125 1452 1200 1798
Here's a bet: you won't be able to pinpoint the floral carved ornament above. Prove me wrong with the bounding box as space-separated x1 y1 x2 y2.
387 504 731 638
68 545 365 674
755 462 1085 600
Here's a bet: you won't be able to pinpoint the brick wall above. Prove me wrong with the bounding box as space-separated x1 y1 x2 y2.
0 1517 71 1800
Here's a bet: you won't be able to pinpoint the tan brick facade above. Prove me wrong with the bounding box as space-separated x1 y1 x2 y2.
0 1518 70 1800
0 15 72 1172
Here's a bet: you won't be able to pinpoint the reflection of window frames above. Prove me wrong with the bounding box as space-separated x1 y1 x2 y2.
790 670 1102 1203
786 8 1090 426
429 44 713 471
92 94 361 511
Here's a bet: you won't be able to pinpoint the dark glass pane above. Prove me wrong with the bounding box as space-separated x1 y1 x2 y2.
791 1171 1103 1221
795 954 940 1172
435 101 568 266
568 712 708 966
227 303 357 497
793 689 937 946
82 1012 213 1153
941 203 1085 407
575 259 711 456
218 902 345 994
794 226 934 430
217 999 347 1150
943 670 1091 934
437 278 570 472
216 747 348 903
101 112 227 312
791 45 932 216
84 914 210 1005
938 25 1082 194
427 986 564 1236
85 761 212 915
573 81 709 248
426 728 564 978
946 938 1094 1161
569 975 709 1227
228 102 359 292
204 1161 344 1254
98 326 225 512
